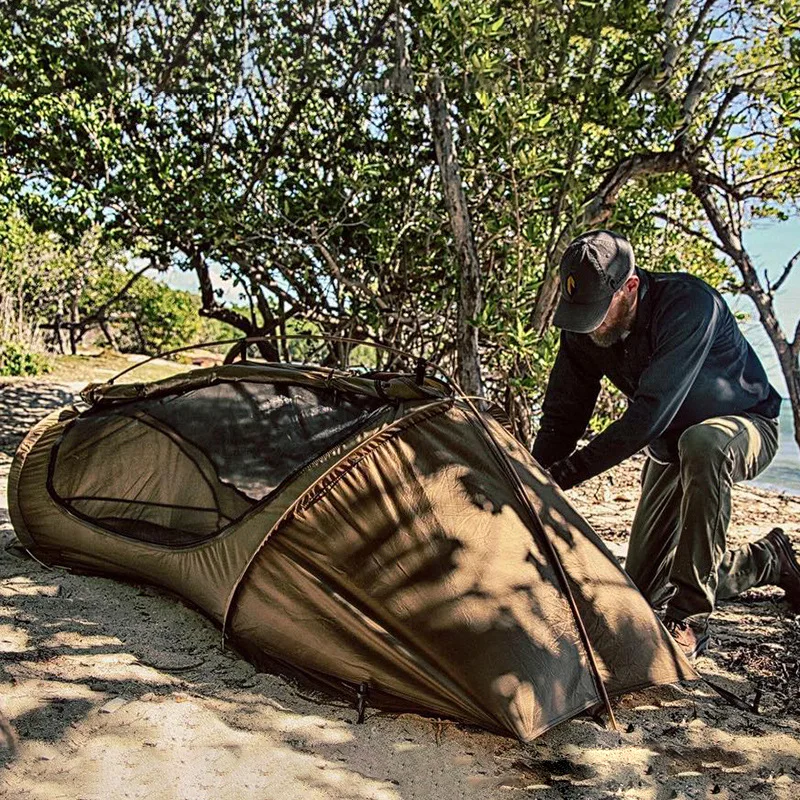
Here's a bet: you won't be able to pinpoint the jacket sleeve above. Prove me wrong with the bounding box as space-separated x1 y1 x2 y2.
552 289 721 489
531 332 602 469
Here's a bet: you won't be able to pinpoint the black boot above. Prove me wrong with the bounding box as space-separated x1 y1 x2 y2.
764 528 800 611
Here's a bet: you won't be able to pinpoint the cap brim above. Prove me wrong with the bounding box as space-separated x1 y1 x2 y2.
552 296 612 333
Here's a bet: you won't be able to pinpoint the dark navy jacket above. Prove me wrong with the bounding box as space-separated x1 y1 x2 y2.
532 268 781 489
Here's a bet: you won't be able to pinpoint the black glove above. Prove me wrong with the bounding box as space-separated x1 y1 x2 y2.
547 458 580 491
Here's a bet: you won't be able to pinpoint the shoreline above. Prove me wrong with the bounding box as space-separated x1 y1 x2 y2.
747 478 800 498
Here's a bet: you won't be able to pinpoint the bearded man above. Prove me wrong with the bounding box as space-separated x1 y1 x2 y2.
531 230 800 660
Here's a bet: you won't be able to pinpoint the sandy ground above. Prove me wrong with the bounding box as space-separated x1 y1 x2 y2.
0 378 799 800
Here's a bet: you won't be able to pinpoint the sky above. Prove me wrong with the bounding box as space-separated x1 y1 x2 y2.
161 220 800 397
729 217 800 399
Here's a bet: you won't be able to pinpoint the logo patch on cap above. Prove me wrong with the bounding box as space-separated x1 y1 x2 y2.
566 273 577 298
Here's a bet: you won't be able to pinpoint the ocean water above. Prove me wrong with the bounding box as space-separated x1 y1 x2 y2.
746 404 800 496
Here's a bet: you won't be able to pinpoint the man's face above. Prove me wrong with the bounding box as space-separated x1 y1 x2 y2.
589 281 637 347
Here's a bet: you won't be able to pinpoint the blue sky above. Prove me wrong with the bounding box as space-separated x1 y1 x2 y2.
730 218 800 398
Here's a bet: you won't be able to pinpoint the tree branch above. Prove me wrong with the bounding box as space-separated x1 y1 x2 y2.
772 248 800 295
691 178 793 360
308 224 390 312
242 1 396 201
793 317 800 358
690 165 744 200
530 146 686 334
686 0 719 50
699 84 743 149
652 211 727 255
153 7 208 95
737 166 800 190
192 251 253 334
80 263 152 328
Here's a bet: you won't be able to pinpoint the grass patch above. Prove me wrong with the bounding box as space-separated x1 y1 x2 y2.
46 352 189 385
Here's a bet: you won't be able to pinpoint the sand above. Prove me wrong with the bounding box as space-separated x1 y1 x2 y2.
1 378 798 800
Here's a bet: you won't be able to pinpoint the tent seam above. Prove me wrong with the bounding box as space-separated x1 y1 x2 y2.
220 399 454 640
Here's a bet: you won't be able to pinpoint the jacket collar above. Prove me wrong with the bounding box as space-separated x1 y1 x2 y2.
632 267 652 336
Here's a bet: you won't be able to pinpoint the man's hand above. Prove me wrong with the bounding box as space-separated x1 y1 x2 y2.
547 458 581 491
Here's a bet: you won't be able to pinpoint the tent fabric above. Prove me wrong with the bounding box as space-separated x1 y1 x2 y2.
51 380 385 543
8 363 695 741
53 410 252 543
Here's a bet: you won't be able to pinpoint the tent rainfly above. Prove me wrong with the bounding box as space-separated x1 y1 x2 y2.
8 362 695 740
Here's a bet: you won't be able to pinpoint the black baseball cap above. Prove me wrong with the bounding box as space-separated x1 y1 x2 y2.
552 230 635 333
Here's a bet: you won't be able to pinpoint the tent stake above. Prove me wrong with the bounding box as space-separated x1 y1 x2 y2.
356 682 369 723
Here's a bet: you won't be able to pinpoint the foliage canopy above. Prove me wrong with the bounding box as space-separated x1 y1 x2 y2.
1 0 799 442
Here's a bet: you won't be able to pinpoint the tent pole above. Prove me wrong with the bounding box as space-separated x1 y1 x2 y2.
106 334 452 386
220 399 455 643
458 394 619 732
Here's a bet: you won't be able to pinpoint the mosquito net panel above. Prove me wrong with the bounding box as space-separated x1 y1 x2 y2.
51 380 385 545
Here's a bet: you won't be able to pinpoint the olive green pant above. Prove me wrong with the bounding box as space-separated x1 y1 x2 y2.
625 414 780 622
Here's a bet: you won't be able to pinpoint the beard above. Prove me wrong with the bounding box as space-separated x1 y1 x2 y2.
589 292 635 348
589 325 627 348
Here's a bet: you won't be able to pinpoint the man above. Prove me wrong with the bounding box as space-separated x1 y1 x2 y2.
532 229 800 660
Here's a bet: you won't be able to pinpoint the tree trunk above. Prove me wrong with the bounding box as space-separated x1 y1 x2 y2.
693 180 800 452
192 251 254 335
99 316 118 351
426 70 483 396
68 264 91 355
132 316 148 354
505 379 534 448
53 312 65 354
69 295 79 355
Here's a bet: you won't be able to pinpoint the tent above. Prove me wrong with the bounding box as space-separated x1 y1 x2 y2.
8 361 695 741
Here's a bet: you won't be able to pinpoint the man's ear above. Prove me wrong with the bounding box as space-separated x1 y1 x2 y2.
624 275 640 294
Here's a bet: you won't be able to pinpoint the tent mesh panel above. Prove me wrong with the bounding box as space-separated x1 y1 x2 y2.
51 381 384 544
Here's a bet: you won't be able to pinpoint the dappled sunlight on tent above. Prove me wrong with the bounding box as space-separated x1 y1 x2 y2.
9 362 696 743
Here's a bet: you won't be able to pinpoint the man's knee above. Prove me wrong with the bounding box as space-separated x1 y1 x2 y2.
678 420 735 479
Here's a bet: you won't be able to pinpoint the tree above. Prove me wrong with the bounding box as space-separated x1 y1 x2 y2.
1 0 403 361
0 215 132 356
0 211 220 357
2 0 799 446
409 0 800 444
626 0 800 448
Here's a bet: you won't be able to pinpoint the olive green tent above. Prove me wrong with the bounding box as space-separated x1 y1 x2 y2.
8 362 694 741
